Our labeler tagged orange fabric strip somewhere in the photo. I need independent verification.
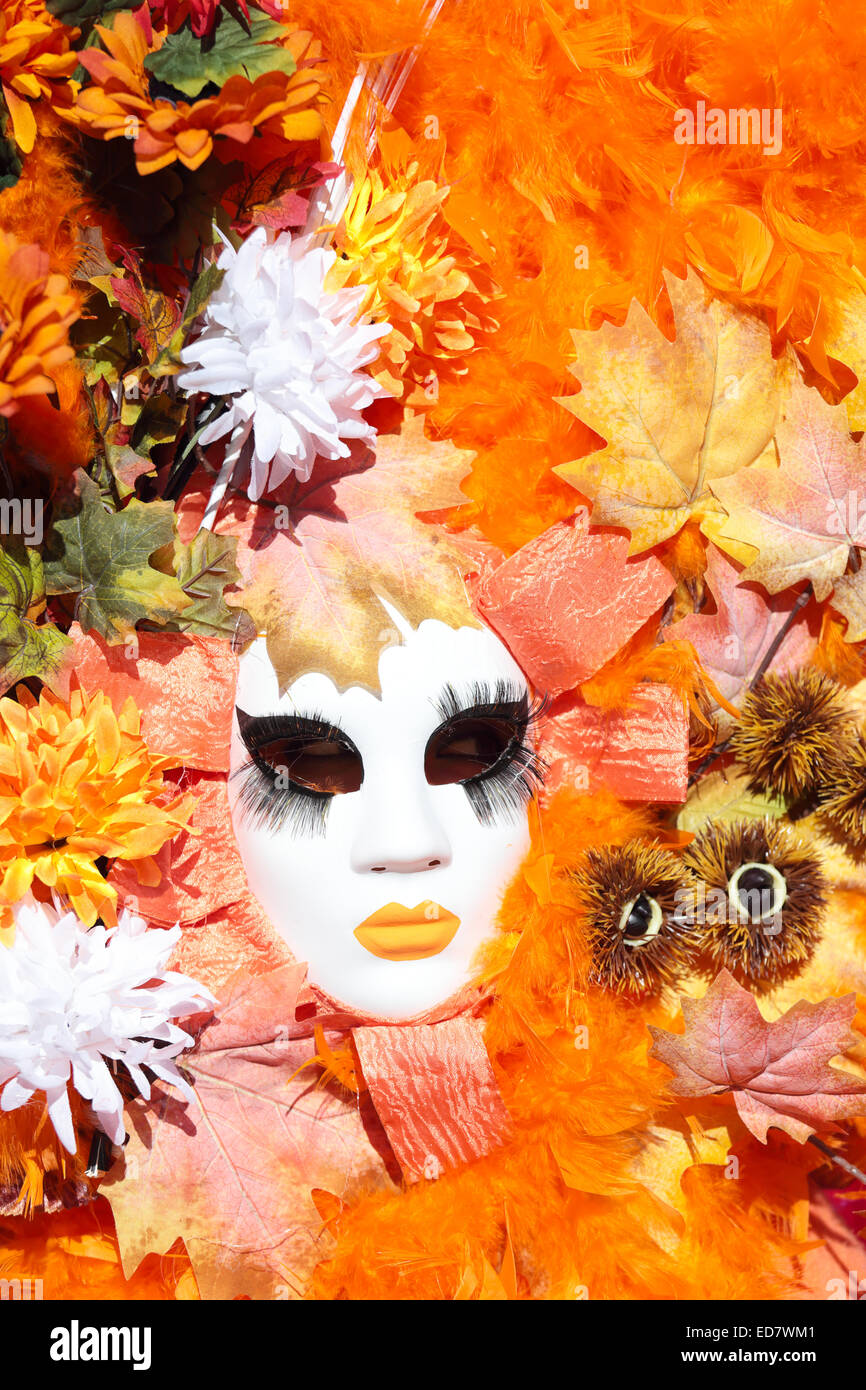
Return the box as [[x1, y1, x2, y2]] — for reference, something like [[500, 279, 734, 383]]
[[475, 517, 675, 697], [69, 625, 238, 772], [352, 1016, 512, 1183], [542, 684, 688, 803], [110, 772, 249, 924]]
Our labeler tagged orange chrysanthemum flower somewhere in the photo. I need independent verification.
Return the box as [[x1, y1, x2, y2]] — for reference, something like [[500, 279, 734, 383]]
[[0, 0, 78, 154], [65, 8, 324, 177], [0, 232, 78, 419], [329, 163, 497, 405], [0, 685, 196, 928]]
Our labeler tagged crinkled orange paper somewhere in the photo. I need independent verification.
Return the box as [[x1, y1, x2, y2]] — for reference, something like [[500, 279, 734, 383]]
[[542, 685, 689, 804], [353, 1016, 512, 1182], [476, 517, 675, 697], [69, 624, 237, 772]]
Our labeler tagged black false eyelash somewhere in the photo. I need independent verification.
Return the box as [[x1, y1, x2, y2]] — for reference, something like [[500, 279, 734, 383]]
[[463, 741, 546, 826], [232, 682, 549, 839], [235, 707, 354, 755], [234, 761, 332, 837], [432, 678, 548, 731], [232, 707, 354, 838], [431, 679, 548, 826]]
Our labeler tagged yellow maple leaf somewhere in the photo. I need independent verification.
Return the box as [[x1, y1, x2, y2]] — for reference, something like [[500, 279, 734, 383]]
[[554, 271, 794, 554]]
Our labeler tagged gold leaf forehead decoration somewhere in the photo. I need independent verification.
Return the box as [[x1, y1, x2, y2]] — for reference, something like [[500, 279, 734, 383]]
[[223, 415, 480, 694]]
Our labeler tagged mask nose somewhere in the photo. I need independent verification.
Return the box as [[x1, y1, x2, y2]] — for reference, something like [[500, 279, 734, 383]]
[[350, 762, 453, 874]]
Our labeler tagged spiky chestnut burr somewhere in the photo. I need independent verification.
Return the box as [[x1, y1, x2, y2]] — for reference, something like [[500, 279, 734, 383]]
[[572, 842, 697, 995], [682, 818, 827, 988]]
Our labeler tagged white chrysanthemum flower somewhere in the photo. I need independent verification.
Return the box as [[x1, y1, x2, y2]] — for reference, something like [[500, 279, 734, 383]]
[[0, 898, 215, 1154], [177, 228, 392, 501]]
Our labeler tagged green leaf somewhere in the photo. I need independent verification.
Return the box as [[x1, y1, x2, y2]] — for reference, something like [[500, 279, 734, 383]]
[[71, 231, 135, 388], [47, 0, 125, 20], [143, 13, 297, 101], [0, 101, 22, 192], [85, 451, 122, 509], [167, 529, 257, 643], [46, 0, 135, 23], [0, 542, 71, 695], [44, 472, 191, 644], [130, 394, 188, 458], [677, 769, 788, 836], [185, 261, 226, 322], [76, 311, 131, 389]]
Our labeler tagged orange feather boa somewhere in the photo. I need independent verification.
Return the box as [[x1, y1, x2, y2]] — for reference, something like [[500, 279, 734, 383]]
[[309, 790, 818, 1299]]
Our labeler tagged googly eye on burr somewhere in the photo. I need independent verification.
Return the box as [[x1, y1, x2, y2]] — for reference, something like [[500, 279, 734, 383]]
[[573, 842, 697, 996], [681, 818, 827, 988]]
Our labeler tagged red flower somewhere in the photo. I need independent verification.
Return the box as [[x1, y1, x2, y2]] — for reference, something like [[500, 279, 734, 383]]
[[148, 0, 249, 38]]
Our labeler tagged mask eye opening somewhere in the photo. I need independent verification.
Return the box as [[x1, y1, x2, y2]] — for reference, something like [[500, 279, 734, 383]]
[[424, 715, 522, 787], [236, 707, 364, 796]]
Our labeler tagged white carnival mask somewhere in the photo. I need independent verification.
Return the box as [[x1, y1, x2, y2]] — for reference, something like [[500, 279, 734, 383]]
[[227, 607, 540, 1018]]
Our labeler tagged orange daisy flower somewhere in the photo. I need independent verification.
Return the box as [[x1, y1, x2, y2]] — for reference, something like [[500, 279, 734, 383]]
[[65, 8, 324, 177], [0, 0, 78, 154], [0, 685, 197, 928], [329, 163, 497, 404], [0, 231, 78, 419]]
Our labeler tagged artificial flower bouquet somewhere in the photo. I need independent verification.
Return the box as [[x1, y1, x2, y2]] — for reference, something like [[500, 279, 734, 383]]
[[0, 0, 865, 1328]]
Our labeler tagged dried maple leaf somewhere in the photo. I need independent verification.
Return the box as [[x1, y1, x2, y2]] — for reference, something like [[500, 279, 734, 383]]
[[0, 540, 71, 696], [555, 271, 792, 554], [676, 769, 787, 836], [711, 382, 866, 640], [45, 472, 191, 644], [104, 961, 395, 1300], [649, 970, 866, 1144], [109, 252, 182, 364], [666, 543, 814, 731], [226, 157, 340, 236], [168, 529, 257, 645], [226, 415, 476, 691], [103, 438, 157, 499], [826, 570, 866, 646]]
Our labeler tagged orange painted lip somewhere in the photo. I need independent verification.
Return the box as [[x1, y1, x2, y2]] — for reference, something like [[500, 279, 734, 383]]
[[354, 901, 460, 961]]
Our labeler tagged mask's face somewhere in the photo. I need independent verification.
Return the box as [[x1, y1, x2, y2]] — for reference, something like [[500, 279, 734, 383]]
[[227, 613, 540, 1018]]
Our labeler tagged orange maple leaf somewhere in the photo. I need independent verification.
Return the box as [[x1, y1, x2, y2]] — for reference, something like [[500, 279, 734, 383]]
[[104, 962, 392, 1299], [649, 969, 866, 1144]]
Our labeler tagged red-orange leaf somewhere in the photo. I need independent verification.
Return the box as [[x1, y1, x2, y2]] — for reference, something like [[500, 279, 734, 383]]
[[105, 962, 394, 1299], [109, 257, 182, 363], [649, 970, 866, 1144], [666, 543, 815, 730], [226, 158, 340, 235]]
